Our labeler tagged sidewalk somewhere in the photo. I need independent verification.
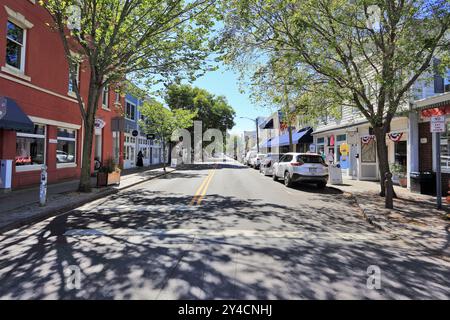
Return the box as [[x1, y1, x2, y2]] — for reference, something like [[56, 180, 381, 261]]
[[332, 179, 450, 258], [0, 164, 175, 233]]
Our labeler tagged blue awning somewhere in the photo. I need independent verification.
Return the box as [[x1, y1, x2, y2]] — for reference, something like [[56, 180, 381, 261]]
[[260, 138, 272, 148], [0, 97, 34, 133], [269, 127, 313, 148]]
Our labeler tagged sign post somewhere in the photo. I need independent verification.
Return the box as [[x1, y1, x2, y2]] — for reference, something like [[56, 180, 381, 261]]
[[431, 116, 445, 210]]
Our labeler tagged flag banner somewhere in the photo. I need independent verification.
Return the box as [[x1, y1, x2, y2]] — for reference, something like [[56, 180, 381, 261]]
[[388, 132, 403, 142], [361, 135, 375, 144]]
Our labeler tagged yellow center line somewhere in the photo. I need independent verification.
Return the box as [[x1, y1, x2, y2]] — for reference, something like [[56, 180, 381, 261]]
[[189, 165, 217, 206], [196, 169, 216, 205]]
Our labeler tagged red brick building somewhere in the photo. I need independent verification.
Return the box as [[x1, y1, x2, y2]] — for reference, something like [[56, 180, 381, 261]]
[[0, 0, 124, 189]]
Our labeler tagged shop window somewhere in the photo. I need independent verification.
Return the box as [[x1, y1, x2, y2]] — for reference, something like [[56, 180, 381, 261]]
[[361, 139, 376, 163], [441, 123, 450, 172], [394, 141, 407, 167], [16, 124, 46, 168], [336, 134, 346, 142], [57, 128, 76, 164], [6, 21, 25, 71]]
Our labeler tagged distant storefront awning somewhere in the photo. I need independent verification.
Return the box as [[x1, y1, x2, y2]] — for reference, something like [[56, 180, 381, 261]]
[[260, 138, 272, 148], [421, 105, 450, 118], [269, 127, 313, 148], [0, 97, 34, 133], [260, 118, 274, 129]]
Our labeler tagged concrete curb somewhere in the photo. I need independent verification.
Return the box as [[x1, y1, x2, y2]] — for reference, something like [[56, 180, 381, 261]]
[[0, 169, 176, 235], [328, 185, 387, 231]]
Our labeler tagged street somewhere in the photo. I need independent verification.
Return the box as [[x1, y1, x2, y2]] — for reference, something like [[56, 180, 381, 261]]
[[0, 161, 449, 299]]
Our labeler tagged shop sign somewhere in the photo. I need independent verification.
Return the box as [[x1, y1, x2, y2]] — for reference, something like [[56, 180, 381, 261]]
[[339, 143, 349, 156], [49, 139, 58, 144], [430, 116, 446, 133], [309, 144, 316, 153], [94, 118, 106, 129]]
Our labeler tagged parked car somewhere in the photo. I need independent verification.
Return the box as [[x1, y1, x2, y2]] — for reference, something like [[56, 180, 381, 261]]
[[260, 153, 284, 176], [252, 153, 267, 169], [245, 151, 257, 166], [272, 153, 329, 188]]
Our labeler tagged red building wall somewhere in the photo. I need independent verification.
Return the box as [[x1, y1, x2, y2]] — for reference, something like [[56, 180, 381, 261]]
[[0, 0, 124, 189]]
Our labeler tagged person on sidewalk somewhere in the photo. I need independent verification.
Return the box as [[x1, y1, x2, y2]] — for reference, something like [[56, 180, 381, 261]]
[[136, 151, 144, 167]]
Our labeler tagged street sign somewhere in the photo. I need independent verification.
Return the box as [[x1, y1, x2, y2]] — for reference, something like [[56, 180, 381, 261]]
[[430, 116, 446, 133], [147, 134, 156, 140]]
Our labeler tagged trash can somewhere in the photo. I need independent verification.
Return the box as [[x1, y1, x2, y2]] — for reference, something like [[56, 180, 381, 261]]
[[409, 171, 436, 195], [420, 172, 436, 196], [410, 172, 421, 194]]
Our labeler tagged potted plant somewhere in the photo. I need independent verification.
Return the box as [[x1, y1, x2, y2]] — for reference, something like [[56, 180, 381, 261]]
[[97, 157, 121, 187], [390, 163, 407, 188]]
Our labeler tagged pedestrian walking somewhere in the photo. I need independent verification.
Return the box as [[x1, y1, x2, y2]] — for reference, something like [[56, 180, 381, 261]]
[[137, 151, 144, 167]]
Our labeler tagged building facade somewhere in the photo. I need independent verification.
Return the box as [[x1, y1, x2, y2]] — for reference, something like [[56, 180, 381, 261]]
[[0, 1, 124, 189], [123, 93, 163, 169]]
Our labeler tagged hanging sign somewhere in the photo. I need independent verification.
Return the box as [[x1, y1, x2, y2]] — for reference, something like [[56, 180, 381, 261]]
[[339, 143, 349, 156], [94, 118, 106, 129], [430, 116, 446, 133], [388, 132, 404, 142], [361, 135, 375, 144]]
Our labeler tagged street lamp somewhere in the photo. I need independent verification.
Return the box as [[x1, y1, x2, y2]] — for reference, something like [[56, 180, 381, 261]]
[[240, 116, 260, 153]]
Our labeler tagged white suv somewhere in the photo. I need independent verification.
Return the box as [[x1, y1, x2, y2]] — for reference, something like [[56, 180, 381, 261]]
[[272, 153, 329, 188]]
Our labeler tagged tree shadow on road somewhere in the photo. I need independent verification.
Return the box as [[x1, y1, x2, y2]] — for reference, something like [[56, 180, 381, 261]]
[[0, 189, 449, 300]]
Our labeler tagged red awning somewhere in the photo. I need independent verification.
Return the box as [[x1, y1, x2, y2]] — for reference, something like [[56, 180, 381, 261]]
[[421, 106, 450, 117]]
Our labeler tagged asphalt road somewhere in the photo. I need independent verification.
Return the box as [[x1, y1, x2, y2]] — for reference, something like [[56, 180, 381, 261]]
[[0, 160, 449, 299]]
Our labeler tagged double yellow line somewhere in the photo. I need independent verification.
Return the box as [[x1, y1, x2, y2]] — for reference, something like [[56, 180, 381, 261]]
[[190, 167, 217, 206]]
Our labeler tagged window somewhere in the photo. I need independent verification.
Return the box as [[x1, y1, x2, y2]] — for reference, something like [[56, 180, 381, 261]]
[[395, 141, 407, 167], [336, 134, 347, 142], [16, 124, 45, 169], [102, 86, 109, 109], [68, 63, 80, 93], [115, 92, 121, 105], [6, 21, 25, 71], [297, 155, 324, 164], [126, 101, 136, 120], [57, 128, 76, 164], [281, 155, 293, 162], [441, 122, 450, 172], [361, 139, 376, 163]]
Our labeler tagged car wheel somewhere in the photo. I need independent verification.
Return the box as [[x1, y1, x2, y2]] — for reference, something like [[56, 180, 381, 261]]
[[317, 181, 327, 189], [284, 172, 293, 188]]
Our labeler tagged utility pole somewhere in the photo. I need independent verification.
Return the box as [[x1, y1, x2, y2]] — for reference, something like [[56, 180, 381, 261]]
[[256, 118, 260, 153]]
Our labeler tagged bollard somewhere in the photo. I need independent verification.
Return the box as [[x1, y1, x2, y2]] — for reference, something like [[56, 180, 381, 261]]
[[385, 172, 393, 209], [40, 165, 48, 207]]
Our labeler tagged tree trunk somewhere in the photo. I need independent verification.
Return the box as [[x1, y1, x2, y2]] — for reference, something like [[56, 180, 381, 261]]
[[373, 126, 392, 198], [78, 84, 101, 192], [78, 120, 95, 192]]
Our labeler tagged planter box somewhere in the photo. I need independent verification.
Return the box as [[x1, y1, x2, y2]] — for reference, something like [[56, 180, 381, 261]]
[[97, 171, 121, 187]]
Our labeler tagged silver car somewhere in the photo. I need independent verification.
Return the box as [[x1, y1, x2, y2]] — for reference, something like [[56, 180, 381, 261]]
[[260, 153, 284, 176], [272, 153, 329, 188]]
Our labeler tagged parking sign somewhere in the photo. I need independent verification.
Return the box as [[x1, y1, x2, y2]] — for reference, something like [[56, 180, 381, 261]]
[[430, 116, 446, 133]]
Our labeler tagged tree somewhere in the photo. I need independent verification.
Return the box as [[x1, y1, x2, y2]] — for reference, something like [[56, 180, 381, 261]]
[[41, 0, 218, 192], [164, 84, 236, 156], [139, 100, 197, 171], [220, 0, 449, 198], [165, 84, 236, 132]]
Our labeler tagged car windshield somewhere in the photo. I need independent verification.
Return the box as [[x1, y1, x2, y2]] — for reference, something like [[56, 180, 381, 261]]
[[297, 155, 324, 164]]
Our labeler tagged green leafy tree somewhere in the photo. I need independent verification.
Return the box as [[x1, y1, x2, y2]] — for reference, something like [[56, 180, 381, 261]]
[[139, 100, 197, 171], [41, 0, 218, 192], [220, 0, 449, 199], [164, 84, 236, 156]]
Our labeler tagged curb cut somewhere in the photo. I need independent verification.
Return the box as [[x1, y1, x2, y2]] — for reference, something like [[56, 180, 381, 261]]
[[0, 169, 176, 235]]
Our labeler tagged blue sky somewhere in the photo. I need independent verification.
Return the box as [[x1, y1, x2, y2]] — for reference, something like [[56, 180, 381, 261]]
[[192, 62, 270, 134]]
